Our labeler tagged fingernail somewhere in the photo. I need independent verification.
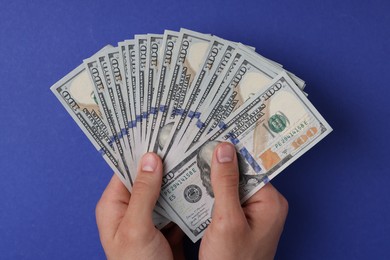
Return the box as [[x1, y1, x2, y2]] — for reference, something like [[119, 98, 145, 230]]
[[141, 153, 158, 172], [217, 144, 235, 163]]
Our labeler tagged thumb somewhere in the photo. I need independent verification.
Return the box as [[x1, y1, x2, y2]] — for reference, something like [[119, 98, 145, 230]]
[[122, 153, 163, 228], [210, 142, 243, 218]]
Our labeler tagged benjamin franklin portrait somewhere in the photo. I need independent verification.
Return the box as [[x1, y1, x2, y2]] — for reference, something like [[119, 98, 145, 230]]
[[157, 122, 174, 150], [196, 140, 265, 198]]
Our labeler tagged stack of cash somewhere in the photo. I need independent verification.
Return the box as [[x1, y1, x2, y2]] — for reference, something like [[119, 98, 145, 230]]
[[51, 28, 332, 242]]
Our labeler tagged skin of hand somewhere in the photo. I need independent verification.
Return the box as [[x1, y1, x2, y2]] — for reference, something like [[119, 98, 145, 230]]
[[95, 153, 185, 260], [199, 142, 289, 260]]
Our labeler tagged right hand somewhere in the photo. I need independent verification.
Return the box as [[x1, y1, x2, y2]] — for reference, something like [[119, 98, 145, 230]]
[[199, 142, 289, 260]]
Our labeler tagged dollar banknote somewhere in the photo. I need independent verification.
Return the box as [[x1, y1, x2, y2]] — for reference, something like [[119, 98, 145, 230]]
[[51, 29, 332, 242], [50, 60, 131, 189], [159, 72, 332, 242], [165, 39, 247, 162], [52, 51, 170, 229], [159, 37, 230, 160], [155, 29, 212, 158], [170, 46, 307, 167], [173, 47, 249, 157], [83, 56, 135, 182], [148, 30, 180, 153], [116, 43, 137, 155], [134, 35, 148, 147], [104, 49, 137, 171], [144, 34, 164, 154], [122, 40, 143, 163]]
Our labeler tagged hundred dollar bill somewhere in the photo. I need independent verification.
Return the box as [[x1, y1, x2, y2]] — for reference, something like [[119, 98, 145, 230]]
[[237, 43, 306, 90], [171, 41, 263, 150], [96, 52, 135, 172], [173, 49, 246, 158], [147, 30, 180, 153], [156, 28, 212, 158], [117, 41, 137, 152], [52, 61, 171, 229], [146, 31, 176, 153], [105, 48, 137, 174], [50, 62, 131, 190], [118, 37, 173, 219], [165, 38, 242, 159], [134, 35, 148, 149], [162, 37, 231, 162], [193, 43, 305, 125], [153, 210, 172, 230], [84, 56, 134, 184], [142, 34, 175, 219], [144, 34, 163, 153], [122, 40, 143, 163], [197, 53, 280, 138], [176, 45, 262, 155], [179, 47, 306, 160], [159, 72, 332, 242]]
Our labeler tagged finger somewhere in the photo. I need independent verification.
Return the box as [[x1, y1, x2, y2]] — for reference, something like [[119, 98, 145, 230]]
[[243, 183, 288, 229], [244, 183, 284, 205], [120, 153, 163, 230], [96, 174, 130, 244], [210, 142, 243, 219]]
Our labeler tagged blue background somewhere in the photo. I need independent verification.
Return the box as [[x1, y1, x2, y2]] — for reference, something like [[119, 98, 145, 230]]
[[1, 0, 389, 259]]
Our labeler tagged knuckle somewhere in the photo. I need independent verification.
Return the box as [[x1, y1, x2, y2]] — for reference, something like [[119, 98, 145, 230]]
[[132, 175, 153, 195], [213, 217, 246, 235], [279, 194, 289, 215], [213, 220, 231, 234], [218, 170, 239, 187], [115, 225, 138, 244], [272, 192, 288, 212], [115, 225, 153, 246], [267, 192, 289, 220]]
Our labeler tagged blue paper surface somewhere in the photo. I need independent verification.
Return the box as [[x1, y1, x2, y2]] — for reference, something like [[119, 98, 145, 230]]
[[0, 0, 389, 259]]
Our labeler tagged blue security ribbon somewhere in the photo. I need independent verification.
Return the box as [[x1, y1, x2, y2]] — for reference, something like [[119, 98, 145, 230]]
[[142, 112, 148, 119], [98, 149, 106, 156], [196, 120, 205, 129], [218, 121, 228, 130], [227, 132, 262, 173], [150, 107, 158, 115], [194, 112, 201, 119], [188, 111, 201, 119], [188, 111, 195, 118], [160, 105, 167, 112], [239, 147, 262, 173], [173, 108, 185, 116], [136, 115, 142, 122], [227, 132, 239, 144]]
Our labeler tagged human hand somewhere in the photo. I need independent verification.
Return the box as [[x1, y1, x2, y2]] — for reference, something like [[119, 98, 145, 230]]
[[96, 153, 185, 260], [199, 143, 289, 260]]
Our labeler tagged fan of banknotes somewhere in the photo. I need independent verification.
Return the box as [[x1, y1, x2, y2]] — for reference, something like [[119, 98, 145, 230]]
[[51, 28, 332, 242]]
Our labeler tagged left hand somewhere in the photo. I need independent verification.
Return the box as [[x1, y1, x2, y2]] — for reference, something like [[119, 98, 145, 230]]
[[95, 153, 185, 260]]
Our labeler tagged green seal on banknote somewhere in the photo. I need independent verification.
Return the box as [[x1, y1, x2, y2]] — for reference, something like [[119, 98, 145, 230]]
[[268, 113, 287, 133]]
